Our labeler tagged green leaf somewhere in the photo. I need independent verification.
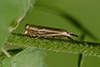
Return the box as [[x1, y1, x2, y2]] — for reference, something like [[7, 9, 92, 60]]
[[2, 47, 46, 67], [6, 33, 100, 57], [0, 0, 36, 51]]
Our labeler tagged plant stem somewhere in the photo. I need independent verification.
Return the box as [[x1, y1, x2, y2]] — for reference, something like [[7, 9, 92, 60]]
[[6, 33, 100, 57], [78, 54, 84, 67]]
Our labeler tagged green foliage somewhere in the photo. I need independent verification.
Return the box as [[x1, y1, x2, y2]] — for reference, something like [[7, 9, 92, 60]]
[[2, 47, 46, 67], [0, 0, 46, 67], [1, 0, 100, 67], [0, 0, 36, 51]]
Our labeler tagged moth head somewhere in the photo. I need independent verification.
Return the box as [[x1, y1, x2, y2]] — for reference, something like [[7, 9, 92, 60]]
[[25, 24, 30, 29], [66, 31, 78, 37]]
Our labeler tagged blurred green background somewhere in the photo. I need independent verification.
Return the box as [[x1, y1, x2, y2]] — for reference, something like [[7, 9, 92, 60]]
[[15, 0, 100, 42], [2, 0, 100, 67]]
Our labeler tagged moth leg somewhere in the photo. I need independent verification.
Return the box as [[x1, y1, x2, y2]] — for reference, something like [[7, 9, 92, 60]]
[[28, 30, 41, 39], [55, 35, 64, 38], [44, 36, 47, 38], [28, 30, 36, 37], [35, 36, 39, 39], [29, 30, 41, 37], [53, 36, 63, 38], [24, 29, 33, 36], [54, 35, 63, 38], [67, 36, 74, 41], [36, 34, 43, 38], [53, 36, 58, 38]]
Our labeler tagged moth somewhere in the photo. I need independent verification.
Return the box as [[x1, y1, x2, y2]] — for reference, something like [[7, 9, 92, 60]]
[[23, 24, 78, 40]]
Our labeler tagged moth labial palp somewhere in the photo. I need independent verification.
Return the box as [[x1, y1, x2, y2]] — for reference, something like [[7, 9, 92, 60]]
[[23, 29, 37, 37], [23, 24, 78, 40]]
